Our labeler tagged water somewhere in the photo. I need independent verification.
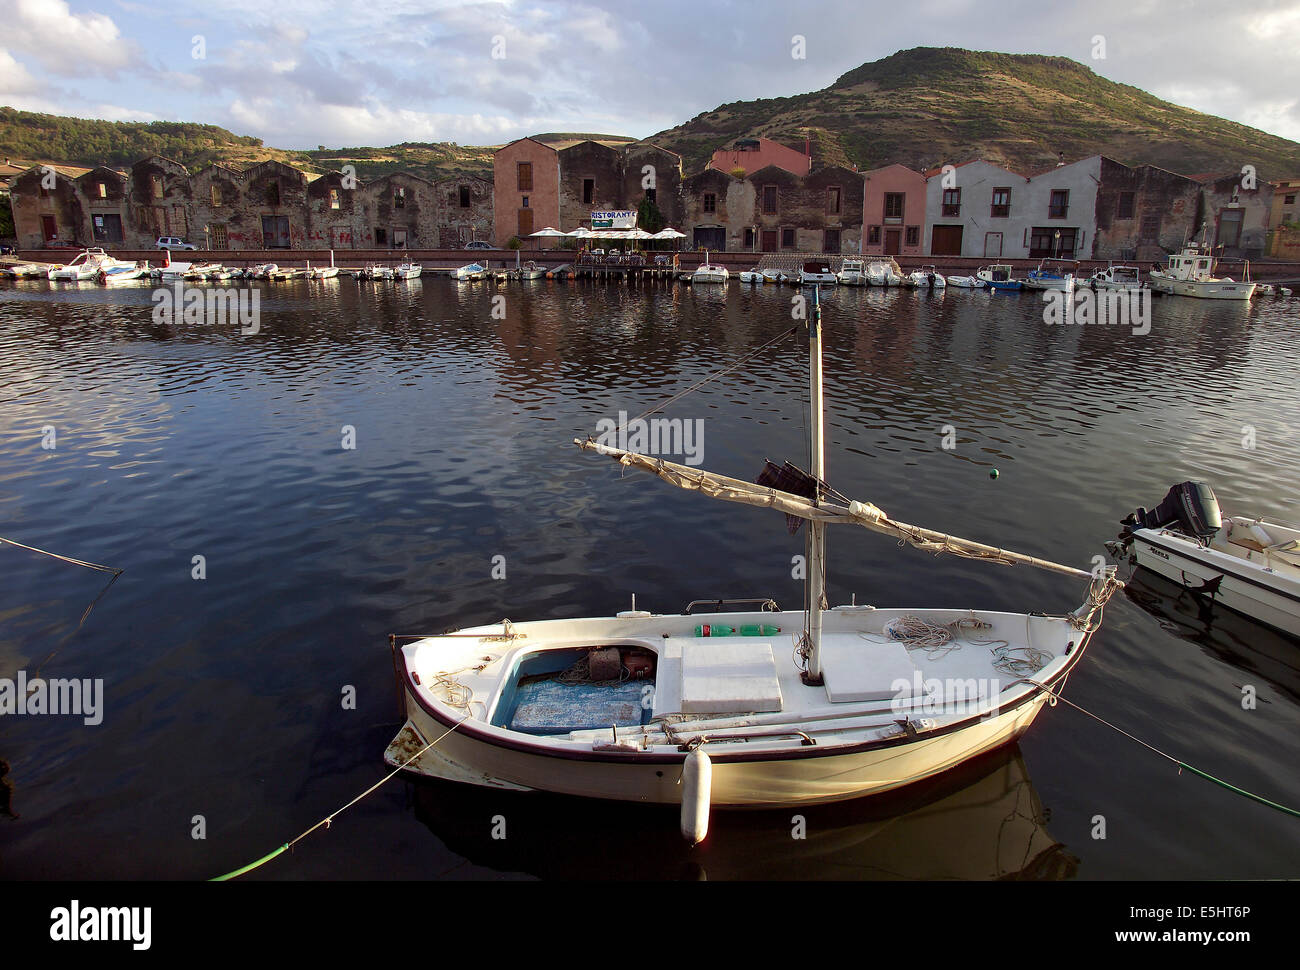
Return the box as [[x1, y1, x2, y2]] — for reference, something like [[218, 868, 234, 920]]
[[1, 276, 1297, 880]]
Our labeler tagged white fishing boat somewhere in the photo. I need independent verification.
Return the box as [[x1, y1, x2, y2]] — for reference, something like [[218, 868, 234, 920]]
[[394, 262, 422, 280], [976, 264, 1022, 291], [454, 263, 486, 281], [385, 286, 1121, 844], [1090, 264, 1144, 291], [945, 275, 982, 288], [908, 266, 946, 289], [1148, 245, 1255, 300], [737, 270, 764, 284], [48, 248, 112, 281], [798, 259, 836, 286], [516, 261, 547, 280], [836, 258, 866, 286], [691, 252, 728, 284], [1109, 482, 1300, 640]]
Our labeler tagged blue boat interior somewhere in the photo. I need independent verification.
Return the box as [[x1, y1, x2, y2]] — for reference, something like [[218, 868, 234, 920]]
[[490, 647, 655, 736]]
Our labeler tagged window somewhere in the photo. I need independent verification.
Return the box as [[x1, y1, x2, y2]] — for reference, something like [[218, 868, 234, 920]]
[[1287, 194, 1297, 205], [1049, 190, 1069, 218], [824, 229, 841, 253], [990, 187, 1010, 218], [827, 187, 841, 215], [212, 185, 222, 206], [1117, 191, 1135, 219], [942, 188, 961, 217], [517, 162, 532, 191], [522, 195, 529, 208], [210, 223, 227, 249], [1029, 226, 1077, 258], [583, 178, 594, 204], [762, 185, 778, 215], [395, 186, 405, 208], [92, 213, 123, 242], [329, 188, 340, 210], [868, 226, 881, 245], [883, 193, 904, 222], [266, 181, 280, 206], [459, 185, 470, 208], [906, 226, 919, 246], [375, 228, 387, 245], [97, 182, 107, 198], [152, 175, 163, 199], [743, 227, 755, 248], [702, 193, 716, 214], [1140, 213, 1161, 241], [781, 228, 795, 248]]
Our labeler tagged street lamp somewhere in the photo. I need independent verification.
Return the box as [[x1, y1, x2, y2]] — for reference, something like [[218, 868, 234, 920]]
[[1054, 230, 1061, 259]]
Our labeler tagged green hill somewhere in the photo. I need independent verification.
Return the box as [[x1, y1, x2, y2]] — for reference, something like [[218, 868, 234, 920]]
[[650, 48, 1300, 178]]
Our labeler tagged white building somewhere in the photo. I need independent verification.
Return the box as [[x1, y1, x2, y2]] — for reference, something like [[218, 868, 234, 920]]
[[923, 156, 1102, 260]]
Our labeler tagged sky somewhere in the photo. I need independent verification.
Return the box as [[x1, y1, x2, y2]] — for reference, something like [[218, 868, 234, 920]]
[[1, 0, 1298, 151]]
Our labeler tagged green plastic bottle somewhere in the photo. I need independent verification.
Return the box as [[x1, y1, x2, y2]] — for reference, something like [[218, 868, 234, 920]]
[[694, 624, 781, 637]]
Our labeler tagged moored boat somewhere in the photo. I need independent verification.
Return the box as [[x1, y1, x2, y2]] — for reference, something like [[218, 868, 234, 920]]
[[98, 260, 148, 283], [760, 267, 789, 285], [1148, 245, 1255, 300], [384, 286, 1121, 843], [798, 259, 835, 286], [976, 264, 1022, 291], [1090, 264, 1144, 291], [945, 275, 983, 288], [836, 258, 866, 286], [908, 265, 946, 288], [454, 262, 486, 281], [394, 262, 423, 280], [48, 248, 112, 281], [1108, 481, 1300, 640], [1023, 259, 1077, 292], [737, 270, 763, 284]]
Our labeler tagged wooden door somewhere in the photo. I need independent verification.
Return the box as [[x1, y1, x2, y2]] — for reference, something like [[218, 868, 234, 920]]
[[884, 229, 901, 255], [931, 225, 963, 256]]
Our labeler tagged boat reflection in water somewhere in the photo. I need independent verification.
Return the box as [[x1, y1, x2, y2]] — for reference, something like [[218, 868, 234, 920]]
[[407, 745, 1078, 880], [1123, 567, 1300, 704]]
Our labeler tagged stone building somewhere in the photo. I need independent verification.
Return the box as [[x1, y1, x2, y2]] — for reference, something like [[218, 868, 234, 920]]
[[128, 155, 192, 247], [78, 166, 130, 245], [304, 169, 366, 250], [709, 136, 811, 178], [680, 167, 753, 251], [623, 142, 685, 230], [433, 174, 493, 247], [190, 163, 252, 249], [1197, 172, 1273, 258], [1093, 159, 1200, 262], [10, 165, 84, 247]]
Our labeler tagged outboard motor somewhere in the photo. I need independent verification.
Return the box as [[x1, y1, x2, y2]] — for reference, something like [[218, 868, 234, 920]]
[[1123, 481, 1222, 541]]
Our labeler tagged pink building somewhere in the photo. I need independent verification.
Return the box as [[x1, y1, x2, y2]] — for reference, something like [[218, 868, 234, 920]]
[[709, 136, 811, 178], [493, 137, 560, 246], [860, 163, 926, 257]]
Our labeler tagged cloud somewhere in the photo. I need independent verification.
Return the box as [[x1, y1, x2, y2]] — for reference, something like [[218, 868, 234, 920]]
[[4, 0, 138, 77]]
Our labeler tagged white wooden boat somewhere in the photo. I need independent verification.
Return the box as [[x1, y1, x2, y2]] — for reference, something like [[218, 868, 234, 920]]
[[945, 275, 982, 288], [48, 248, 111, 280], [454, 263, 486, 281], [1109, 482, 1300, 639], [760, 268, 789, 285], [1148, 245, 1254, 300], [798, 259, 836, 286], [98, 260, 148, 283], [691, 252, 728, 284], [516, 261, 547, 280], [310, 252, 340, 279], [248, 263, 278, 280], [385, 286, 1121, 843], [908, 266, 946, 288], [836, 258, 866, 286], [394, 262, 422, 280], [1090, 264, 1143, 291]]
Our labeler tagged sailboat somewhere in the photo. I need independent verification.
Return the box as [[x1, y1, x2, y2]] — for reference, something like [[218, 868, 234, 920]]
[[384, 288, 1121, 843]]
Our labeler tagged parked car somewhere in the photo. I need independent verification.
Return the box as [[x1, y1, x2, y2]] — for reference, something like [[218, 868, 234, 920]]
[[464, 240, 493, 250], [156, 236, 197, 251]]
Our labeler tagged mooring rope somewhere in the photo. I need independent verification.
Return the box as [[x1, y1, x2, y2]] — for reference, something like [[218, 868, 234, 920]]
[[1029, 680, 1300, 818], [1, 535, 125, 678], [209, 715, 469, 881]]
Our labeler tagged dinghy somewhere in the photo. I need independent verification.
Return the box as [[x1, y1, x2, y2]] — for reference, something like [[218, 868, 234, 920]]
[[97, 260, 148, 284], [945, 275, 982, 288], [385, 287, 1121, 842], [738, 270, 764, 284], [310, 252, 340, 279], [1108, 482, 1300, 639], [760, 268, 789, 285]]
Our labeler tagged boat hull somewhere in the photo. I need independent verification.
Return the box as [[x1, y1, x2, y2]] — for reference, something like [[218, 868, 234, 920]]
[[1149, 276, 1254, 300], [1128, 528, 1300, 639], [389, 685, 1050, 807]]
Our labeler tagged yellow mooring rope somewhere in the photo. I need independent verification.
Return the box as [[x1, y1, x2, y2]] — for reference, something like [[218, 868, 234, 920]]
[[210, 716, 467, 881]]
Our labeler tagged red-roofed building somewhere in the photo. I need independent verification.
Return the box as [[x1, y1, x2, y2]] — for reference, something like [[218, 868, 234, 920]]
[[709, 137, 811, 178]]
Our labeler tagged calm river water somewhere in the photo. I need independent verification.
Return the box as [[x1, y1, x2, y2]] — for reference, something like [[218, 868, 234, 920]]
[[1, 275, 1297, 879]]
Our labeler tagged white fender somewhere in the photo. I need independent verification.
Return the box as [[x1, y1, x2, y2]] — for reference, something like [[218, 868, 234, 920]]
[[680, 748, 712, 845]]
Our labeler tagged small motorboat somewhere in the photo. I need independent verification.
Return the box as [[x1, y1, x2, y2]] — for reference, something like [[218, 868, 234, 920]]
[[976, 264, 1022, 291], [760, 268, 789, 285], [691, 264, 729, 284], [865, 259, 904, 287], [205, 265, 236, 281], [908, 266, 946, 289], [945, 275, 983, 288], [2, 263, 48, 278], [1090, 264, 1144, 291], [455, 263, 486, 281], [98, 260, 148, 284], [394, 262, 423, 280], [1023, 259, 1077, 292], [516, 261, 547, 280], [249, 263, 278, 280], [836, 258, 866, 286], [798, 259, 836, 286], [310, 252, 340, 279], [737, 270, 764, 284], [1108, 481, 1300, 640], [48, 248, 112, 281]]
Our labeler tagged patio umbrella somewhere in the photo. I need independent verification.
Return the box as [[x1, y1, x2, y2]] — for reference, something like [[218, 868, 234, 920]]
[[529, 226, 566, 251]]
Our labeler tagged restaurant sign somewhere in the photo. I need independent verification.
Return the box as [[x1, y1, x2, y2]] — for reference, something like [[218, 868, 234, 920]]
[[590, 210, 638, 229]]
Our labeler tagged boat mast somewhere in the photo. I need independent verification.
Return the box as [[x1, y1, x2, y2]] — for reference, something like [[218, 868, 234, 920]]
[[803, 284, 826, 686]]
